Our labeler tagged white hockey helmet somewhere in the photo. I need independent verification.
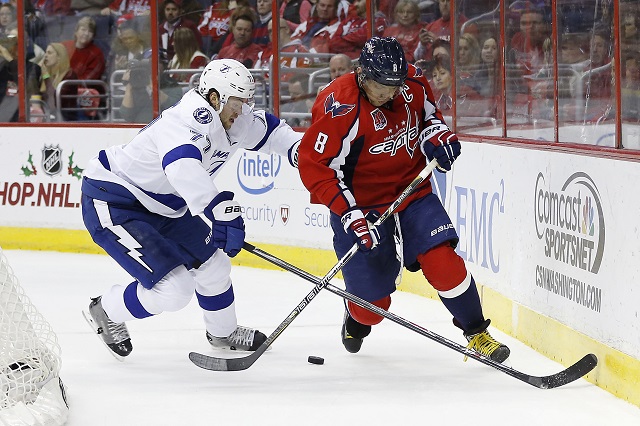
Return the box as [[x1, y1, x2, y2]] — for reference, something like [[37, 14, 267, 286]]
[[197, 59, 255, 106]]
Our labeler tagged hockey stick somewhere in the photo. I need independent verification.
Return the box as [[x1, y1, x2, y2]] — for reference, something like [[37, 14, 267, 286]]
[[234, 244, 598, 389], [189, 159, 440, 372]]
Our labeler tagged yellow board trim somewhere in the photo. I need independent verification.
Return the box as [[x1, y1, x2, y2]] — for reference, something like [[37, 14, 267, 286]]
[[1, 226, 638, 407]]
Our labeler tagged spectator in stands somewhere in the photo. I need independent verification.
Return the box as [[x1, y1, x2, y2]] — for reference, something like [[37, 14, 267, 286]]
[[197, 0, 242, 57], [329, 53, 351, 80], [38, 42, 78, 121], [62, 16, 106, 81], [217, 6, 261, 67], [414, 0, 477, 62], [457, 32, 480, 90], [159, 0, 202, 66], [327, 0, 386, 59], [167, 26, 208, 83], [316, 52, 351, 94], [0, 26, 18, 121], [100, 0, 151, 18], [0, 3, 16, 37], [430, 54, 482, 116], [71, 0, 114, 16], [382, 0, 420, 62], [280, 0, 312, 32], [252, 0, 271, 46], [508, 4, 548, 76], [290, 0, 341, 55], [475, 35, 498, 98], [254, 17, 310, 73], [282, 72, 311, 127], [584, 28, 612, 100], [622, 50, 640, 121], [119, 57, 182, 122], [108, 19, 151, 73]]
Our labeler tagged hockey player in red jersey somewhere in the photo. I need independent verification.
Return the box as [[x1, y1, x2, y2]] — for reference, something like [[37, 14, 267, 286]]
[[298, 37, 510, 362]]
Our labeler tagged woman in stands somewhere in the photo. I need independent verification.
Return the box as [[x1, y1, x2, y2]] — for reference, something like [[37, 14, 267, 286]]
[[382, 0, 421, 62], [38, 42, 78, 121], [430, 54, 482, 116], [167, 27, 208, 84]]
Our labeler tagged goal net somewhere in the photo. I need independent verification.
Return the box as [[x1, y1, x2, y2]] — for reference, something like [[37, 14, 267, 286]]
[[0, 247, 68, 426]]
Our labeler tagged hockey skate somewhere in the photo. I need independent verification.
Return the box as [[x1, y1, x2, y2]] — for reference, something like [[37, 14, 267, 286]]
[[341, 310, 371, 353], [83, 296, 132, 361], [206, 326, 267, 351], [460, 319, 510, 363]]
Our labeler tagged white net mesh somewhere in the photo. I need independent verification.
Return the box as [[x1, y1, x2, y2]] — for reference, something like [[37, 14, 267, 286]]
[[0, 247, 68, 426]]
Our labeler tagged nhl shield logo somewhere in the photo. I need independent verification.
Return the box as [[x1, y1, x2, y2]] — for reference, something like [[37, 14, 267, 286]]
[[370, 109, 387, 131], [280, 205, 290, 225], [42, 145, 62, 176]]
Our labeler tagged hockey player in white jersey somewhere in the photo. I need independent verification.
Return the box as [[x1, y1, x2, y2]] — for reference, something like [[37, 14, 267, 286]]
[[81, 59, 301, 359]]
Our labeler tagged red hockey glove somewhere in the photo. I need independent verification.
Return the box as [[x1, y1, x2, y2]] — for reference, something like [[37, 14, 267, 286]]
[[419, 119, 461, 172], [341, 209, 381, 253]]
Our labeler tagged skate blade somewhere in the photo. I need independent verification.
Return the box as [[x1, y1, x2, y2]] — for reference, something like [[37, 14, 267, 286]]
[[82, 309, 126, 362]]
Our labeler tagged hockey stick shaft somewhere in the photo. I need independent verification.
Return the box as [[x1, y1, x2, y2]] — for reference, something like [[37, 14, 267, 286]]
[[242, 243, 598, 389], [189, 159, 439, 371]]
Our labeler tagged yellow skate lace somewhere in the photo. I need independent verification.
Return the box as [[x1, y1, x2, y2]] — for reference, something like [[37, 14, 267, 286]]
[[464, 331, 501, 362]]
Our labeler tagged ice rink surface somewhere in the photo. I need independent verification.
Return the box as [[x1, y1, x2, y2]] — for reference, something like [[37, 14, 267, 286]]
[[5, 249, 640, 426]]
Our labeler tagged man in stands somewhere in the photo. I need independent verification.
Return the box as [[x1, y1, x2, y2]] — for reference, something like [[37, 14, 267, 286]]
[[290, 0, 341, 55], [252, 0, 272, 47], [414, 0, 477, 62], [327, 0, 386, 59], [159, 0, 202, 65], [218, 6, 262, 68], [254, 17, 311, 73]]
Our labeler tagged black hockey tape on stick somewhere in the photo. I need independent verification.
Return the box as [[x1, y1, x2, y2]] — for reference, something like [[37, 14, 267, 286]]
[[240, 243, 598, 389], [188, 159, 440, 372]]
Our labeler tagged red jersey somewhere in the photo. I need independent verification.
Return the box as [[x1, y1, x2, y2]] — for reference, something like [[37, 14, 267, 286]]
[[217, 43, 263, 68], [383, 24, 421, 63], [197, 6, 231, 41], [328, 7, 387, 59], [298, 65, 445, 216]]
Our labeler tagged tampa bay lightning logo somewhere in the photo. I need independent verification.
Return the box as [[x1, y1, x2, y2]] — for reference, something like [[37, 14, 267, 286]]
[[193, 107, 212, 124], [324, 93, 355, 118], [219, 64, 231, 73]]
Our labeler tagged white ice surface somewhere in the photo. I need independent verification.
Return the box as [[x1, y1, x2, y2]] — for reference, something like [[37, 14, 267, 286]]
[[4, 250, 640, 426]]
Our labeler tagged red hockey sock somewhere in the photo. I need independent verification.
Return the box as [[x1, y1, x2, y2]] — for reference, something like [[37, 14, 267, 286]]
[[347, 296, 391, 325]]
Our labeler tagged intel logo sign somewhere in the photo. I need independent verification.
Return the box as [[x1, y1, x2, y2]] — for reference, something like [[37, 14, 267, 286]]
[[237, 152, 281, 195]]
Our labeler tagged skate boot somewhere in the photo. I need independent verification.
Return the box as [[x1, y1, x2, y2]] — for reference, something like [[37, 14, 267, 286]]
[[459, 319, 510, 363], [206, 325, 267, 351], [84, 296, 132, 359], [341, 310, 371, 353]]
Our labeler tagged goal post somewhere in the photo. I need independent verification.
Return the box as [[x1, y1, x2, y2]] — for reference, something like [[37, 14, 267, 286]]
[[0, 247, 69, 426]]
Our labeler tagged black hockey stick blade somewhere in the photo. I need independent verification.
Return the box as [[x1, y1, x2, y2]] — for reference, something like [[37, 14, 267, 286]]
[[189, 160, 439, 372], [234, 243, 598, 388], [523, 353, 598, 389]]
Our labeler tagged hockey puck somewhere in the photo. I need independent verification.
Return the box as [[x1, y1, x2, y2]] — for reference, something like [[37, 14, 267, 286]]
[[308, 356, 324, 365]]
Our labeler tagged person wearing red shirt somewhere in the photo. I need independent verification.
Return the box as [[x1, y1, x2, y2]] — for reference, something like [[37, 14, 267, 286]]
[[414, 0, 477, 62], [297, 37, 510, 362], [159, 0, 202, 65], [382, 0, 421, 63], [62, 16, 106, 81], [328, 0, 387, 59], [254, 17, 311, 74], [290, 0, 341, 55], [217, 7, 262, 68]]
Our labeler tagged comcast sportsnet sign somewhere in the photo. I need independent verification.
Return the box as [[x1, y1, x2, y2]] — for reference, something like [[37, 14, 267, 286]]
[[534, 172, 605, 274]]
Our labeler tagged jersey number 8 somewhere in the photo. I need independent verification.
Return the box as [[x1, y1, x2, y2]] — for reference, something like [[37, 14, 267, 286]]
[[314, 132, 328, 154]]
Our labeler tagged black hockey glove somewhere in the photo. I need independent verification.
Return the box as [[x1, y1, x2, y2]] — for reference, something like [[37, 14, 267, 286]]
[[204, 191, 245, 257], [341, 208, 382, 254], [419, 119, 461, 172]]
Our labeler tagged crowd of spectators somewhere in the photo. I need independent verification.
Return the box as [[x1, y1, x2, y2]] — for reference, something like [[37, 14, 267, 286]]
[[0, 0, 638, 127]]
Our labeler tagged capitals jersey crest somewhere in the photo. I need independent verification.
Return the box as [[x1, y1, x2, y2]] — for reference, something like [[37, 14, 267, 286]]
[[324, 93, 355, 118]]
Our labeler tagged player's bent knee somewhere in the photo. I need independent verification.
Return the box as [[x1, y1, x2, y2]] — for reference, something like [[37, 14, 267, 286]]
[[418, 243, 468, 292], [348, 296, 391, 325], [151, 266, 195, 312]]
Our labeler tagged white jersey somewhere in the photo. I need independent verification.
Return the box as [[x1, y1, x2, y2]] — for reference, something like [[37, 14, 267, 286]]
[[84, 89, 302, 218]]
